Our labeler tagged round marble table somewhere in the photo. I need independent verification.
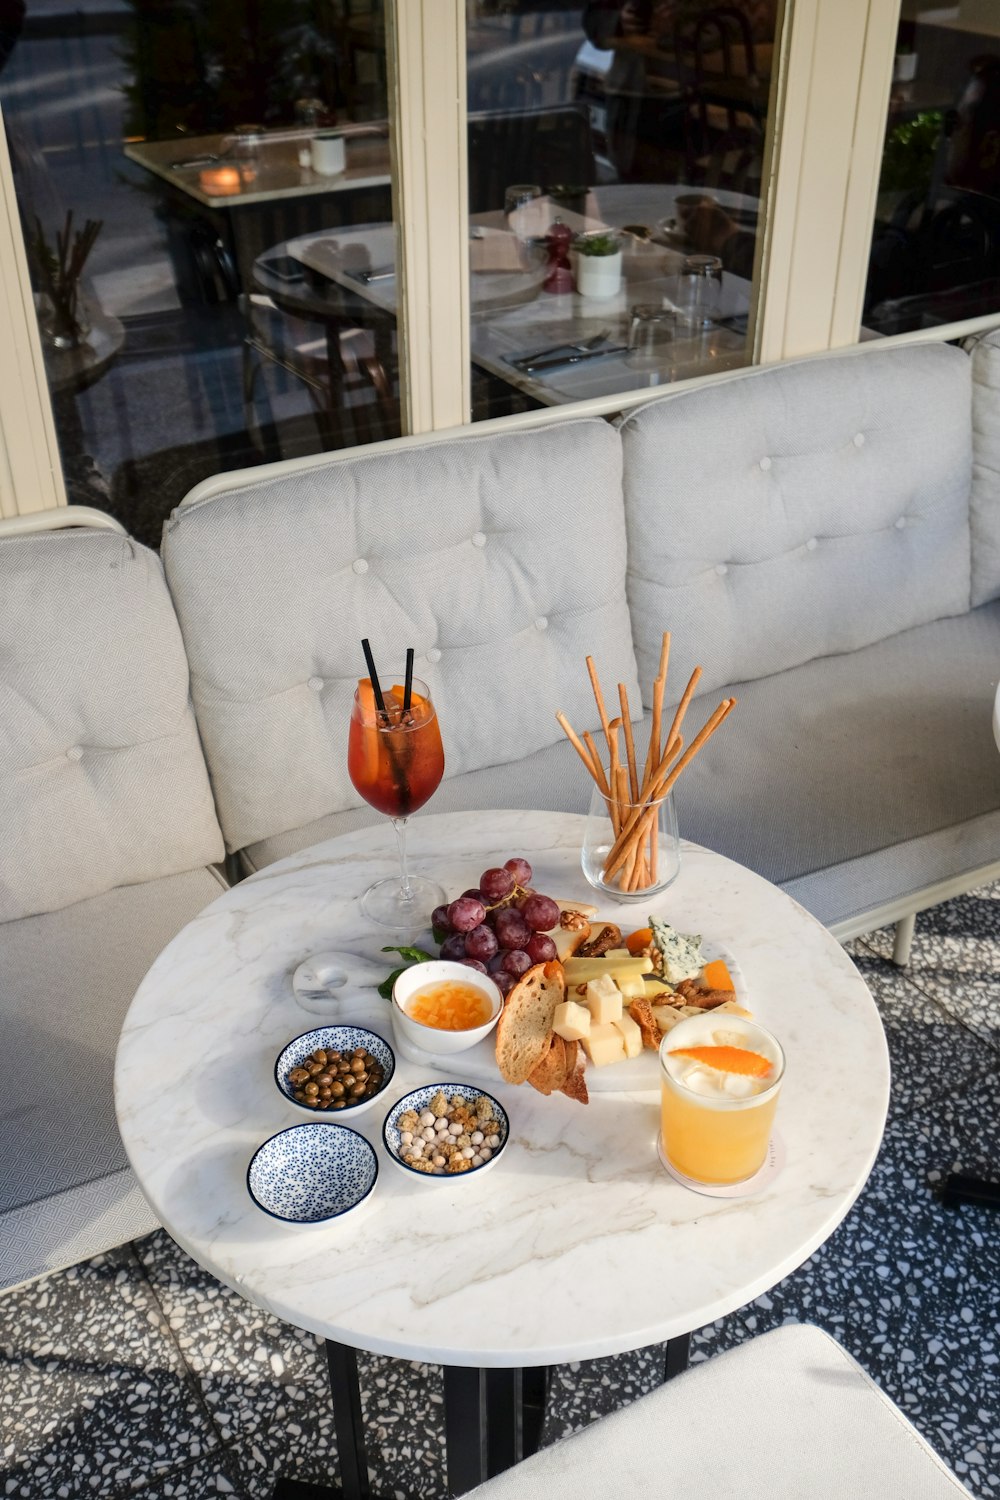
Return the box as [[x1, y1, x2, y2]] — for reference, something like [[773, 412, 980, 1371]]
[[116, 810, 888, 1490]]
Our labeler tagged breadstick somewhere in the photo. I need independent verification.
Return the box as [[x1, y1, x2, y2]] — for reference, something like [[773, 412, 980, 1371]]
[[556, 710, 601, 781], [618, 682, 640, 802], [586, 656, 613, 753], [604, 700, 735, 880]]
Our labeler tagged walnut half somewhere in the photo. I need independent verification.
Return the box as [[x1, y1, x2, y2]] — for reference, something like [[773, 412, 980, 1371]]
[[560, 909, 590, 931]]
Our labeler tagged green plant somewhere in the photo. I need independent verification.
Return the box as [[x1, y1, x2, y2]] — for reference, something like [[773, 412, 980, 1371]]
[[574, 231, 620, 257], [879, 110, 943, 195]]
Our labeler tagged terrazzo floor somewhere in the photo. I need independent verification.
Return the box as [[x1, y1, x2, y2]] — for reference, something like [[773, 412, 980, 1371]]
[[3, 892, 1000, 1499]]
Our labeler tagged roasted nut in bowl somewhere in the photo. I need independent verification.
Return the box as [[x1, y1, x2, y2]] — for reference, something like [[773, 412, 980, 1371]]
[[247, 1122, 378, 1224], [275, 1025, 395, 1116], [392, 961, 503, 1055], [382, 1083, 510, 1180]]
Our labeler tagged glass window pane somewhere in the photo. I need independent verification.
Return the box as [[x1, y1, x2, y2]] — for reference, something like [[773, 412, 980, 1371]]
[[0, 0, 399, 546], [464, 0, 781, 420], [864, 4, 1000, 337]]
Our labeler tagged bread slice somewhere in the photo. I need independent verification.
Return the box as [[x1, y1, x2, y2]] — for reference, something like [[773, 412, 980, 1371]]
[[559, 1039, 589, 1105], [527, 1032, 569, 1096], [495, 960, 565, 1085]]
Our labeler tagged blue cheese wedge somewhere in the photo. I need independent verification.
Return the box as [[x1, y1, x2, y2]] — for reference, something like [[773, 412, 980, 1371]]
[[649, 917, 703, 984]]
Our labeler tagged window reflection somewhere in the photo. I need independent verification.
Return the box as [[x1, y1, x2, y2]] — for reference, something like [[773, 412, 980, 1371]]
[[466, 0, 778, 421], [866, 8, 1000, 336], [0, 0, 399, 546]]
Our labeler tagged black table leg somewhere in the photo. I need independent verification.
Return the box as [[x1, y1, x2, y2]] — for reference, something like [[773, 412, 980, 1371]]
[[663, 1333, 690, 1382], [520, 1366, 548, 1461], [485, 1369, 520, 1476], [444, 1365, 488, 1496]]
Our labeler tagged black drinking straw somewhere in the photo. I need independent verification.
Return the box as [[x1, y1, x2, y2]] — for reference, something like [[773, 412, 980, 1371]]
[[402, 647, 415, 714], [361, 638, 388, 719]]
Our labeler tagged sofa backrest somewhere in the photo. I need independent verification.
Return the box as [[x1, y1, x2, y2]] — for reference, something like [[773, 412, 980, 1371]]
[[0, 529, 224, 922], [968, 327, 1000, 608], [163, 419, 639, 854], [619, 342, 973, 702]]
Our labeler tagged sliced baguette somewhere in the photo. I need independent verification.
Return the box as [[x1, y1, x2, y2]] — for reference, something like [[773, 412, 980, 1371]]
[[495, 960, 565, 1085], [559, 1039, 589, 1105], [527, 1032, 569, 1096]]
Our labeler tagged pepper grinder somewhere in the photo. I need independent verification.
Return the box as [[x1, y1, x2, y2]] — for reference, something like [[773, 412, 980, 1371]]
[[544, 218, 574, 294]]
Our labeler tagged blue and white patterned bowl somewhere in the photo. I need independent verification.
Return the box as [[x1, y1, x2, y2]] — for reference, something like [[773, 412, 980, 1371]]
[[275, 1025, 395, 1118], [247, 1122, 378, 1224], [382, 1083, 510, 1183]]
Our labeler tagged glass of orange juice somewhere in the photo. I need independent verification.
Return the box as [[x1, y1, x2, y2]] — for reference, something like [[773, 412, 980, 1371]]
[[659, 1013, 784, 1187]]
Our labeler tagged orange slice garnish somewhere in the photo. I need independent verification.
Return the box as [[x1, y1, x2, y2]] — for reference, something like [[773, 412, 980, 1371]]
[[701, 959, 735, 992], [668, 1045, 772, 1077]]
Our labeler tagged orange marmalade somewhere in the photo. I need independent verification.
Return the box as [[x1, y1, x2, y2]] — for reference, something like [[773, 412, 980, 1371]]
[[407, 981, 493, 1031]]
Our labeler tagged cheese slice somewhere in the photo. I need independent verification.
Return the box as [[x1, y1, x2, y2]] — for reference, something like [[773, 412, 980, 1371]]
[[552, 999, 591, 1042], [581, 1020, 627, 1067], [643, 976, 676, 1002], [552, 924, 590, 963], [585, 973, 623, 1024], [652, 1004, 685, 1033], [612, 1012, 642, 1060], [616, 973, 646, 1000], [564, 955, 651, 985]]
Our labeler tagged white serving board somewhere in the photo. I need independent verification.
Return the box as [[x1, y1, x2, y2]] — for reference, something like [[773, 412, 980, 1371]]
[[389, 940, 746, 1094]]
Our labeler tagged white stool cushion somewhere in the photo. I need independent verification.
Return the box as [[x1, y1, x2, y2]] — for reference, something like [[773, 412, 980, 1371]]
[[467, 1325, 969, 1499]]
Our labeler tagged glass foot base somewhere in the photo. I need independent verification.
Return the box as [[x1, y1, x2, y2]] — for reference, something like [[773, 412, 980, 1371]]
[[361, 874, 445, 930]]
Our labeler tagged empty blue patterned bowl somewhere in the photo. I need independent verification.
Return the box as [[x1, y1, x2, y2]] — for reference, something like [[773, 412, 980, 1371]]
[[247, 1122, 378, 1224], [275, 1025, 395, 1117], [382, 1083, 510, 1182]]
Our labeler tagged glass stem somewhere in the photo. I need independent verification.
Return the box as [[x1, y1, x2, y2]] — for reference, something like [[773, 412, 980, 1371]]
[[392, 817, 412, 901]]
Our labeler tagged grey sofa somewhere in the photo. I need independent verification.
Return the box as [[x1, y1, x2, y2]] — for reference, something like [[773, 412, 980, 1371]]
[[163, 336, 1000, 952], [0, 512, 226, 1292]]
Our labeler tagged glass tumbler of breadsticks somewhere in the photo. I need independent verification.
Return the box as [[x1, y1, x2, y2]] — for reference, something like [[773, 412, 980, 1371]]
[[560, 633, 736, 903]]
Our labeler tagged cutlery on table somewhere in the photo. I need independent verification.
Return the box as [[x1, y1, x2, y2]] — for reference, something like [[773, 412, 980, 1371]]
[[509, 328, 611, 370], [347, 265, 395, 283], [516, 343, 629, 375]]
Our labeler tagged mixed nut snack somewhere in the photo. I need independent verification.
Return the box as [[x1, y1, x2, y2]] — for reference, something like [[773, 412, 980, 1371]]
[[396, 1091, 502, 1175], [286, 1046, 384, 1109]]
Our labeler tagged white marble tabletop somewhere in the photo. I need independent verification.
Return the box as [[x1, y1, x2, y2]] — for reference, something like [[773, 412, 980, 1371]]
[[115, 810, 889, 1368]]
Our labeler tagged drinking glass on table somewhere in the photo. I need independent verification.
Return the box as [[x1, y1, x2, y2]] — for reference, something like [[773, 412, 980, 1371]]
[[675, 254, 724, 330], [659, 1014, 784, 1187], [347, 669, 446, 928], [504, 183, 544, 246]]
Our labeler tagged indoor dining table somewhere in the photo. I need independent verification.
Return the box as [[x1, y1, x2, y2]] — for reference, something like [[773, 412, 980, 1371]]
[[115, 809, 889, 1498]]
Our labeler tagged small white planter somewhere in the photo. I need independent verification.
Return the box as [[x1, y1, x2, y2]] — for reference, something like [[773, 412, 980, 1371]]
[[893, 51, 917, 83], [575, 249, 622, 300]]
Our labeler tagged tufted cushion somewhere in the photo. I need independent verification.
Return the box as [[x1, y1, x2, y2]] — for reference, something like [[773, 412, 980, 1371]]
[[969, 328, 1000, 607], [163, 421, 639, 853], [620, 343, 973, 701], [0, 530, 225, 922]]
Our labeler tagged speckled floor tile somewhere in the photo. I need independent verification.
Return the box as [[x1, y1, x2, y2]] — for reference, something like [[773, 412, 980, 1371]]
[[0, 1245, 219, 1499], [861, 897, 1000, 1056], [131, 1448, 250, 1498]]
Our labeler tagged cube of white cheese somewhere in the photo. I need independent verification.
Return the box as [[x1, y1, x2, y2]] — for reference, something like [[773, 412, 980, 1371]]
[[585, 973, 623, 1024], [612, 1012, 643, 1060], [552, 999, 591, 1042], [581, 1021, 627, 1067]]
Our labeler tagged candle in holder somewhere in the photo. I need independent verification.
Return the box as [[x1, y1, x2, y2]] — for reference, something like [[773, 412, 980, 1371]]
[[199, 166, 241, 197]]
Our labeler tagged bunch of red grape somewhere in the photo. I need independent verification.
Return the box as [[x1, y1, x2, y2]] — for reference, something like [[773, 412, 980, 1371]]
[[432, 857, 561, 997]]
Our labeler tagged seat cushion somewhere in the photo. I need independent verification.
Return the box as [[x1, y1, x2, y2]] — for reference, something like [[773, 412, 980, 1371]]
[[163, 419, 639, 853], [620, 342, 973, 703], [0, 865, 225, 1291], [0, 529, 224, 921], [244, 605, 1000, 933], [465, 1325, 969, 1498]]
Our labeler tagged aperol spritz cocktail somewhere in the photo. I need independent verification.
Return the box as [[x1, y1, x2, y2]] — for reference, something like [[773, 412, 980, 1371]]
[[348, 673, 445, 926]]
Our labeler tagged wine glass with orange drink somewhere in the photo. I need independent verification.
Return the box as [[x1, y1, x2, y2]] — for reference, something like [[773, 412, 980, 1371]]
[[348, 642, 446, 927]]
